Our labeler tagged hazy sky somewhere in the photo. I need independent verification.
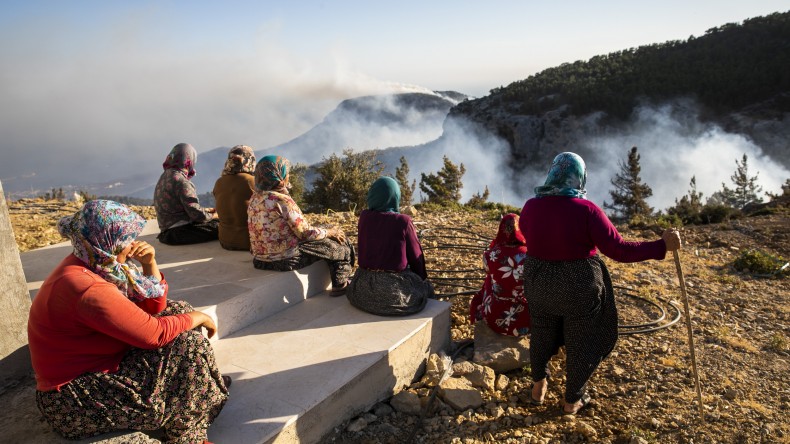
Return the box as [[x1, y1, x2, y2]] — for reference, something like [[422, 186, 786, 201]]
[[1, 1, 787, 193]]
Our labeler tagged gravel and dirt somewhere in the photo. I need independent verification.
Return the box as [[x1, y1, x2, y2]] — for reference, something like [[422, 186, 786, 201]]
[[3, 198, 788, 444]]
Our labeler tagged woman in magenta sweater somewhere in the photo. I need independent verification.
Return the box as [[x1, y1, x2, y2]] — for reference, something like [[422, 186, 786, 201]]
[[346, 176, 433, 315], [28, 200, 229, 444], [519, 152, 680, 414]]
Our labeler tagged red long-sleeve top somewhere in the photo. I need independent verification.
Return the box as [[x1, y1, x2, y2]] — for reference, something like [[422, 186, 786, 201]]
[[356, 210, 428, 279], [28, 255, 192, 391], [519, 196, 667, 262]]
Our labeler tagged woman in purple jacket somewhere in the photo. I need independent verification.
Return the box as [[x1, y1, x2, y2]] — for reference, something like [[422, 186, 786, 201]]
[[346, 177, 434, 316], [520, 152, 681, 414]]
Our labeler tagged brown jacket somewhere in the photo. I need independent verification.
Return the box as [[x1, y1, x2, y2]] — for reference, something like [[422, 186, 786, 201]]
[[212, 173, 255, 250]]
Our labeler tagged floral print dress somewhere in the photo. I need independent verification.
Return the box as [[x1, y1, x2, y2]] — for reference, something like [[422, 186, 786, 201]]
[[470, 214, 531, 336], [248, 190, 326, 261]]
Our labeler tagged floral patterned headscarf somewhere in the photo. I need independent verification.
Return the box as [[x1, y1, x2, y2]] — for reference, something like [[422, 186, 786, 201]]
[[367, 176, 401, 213], [534, 152, 587, 199], [254, 155, 290, 192], [162, 143, 197, 179], [222, 145, 256, 176], [58, 200, 166, 301]]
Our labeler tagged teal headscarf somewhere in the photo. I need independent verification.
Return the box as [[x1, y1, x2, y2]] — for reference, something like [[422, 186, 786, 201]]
[[534, 152, 587, 199], [254, 155, 290, 192], [367, 176, 401, 212]]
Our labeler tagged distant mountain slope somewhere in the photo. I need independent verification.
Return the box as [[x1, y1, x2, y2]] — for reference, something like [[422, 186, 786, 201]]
[[187, 91, 466, 194]]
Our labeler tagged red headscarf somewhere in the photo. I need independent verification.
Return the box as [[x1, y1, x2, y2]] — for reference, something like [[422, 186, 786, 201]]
[[470, 213, 531, 336]]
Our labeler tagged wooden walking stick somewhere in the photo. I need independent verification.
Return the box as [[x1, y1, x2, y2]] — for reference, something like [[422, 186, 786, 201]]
[[673, 249, 705, 421]]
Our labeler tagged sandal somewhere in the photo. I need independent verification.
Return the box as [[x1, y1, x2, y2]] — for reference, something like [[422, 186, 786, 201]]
[[222, 375, 232, 389], [562, 393, 591, 415], [529, 382, 546, 405], [330, 280, 350, 297]]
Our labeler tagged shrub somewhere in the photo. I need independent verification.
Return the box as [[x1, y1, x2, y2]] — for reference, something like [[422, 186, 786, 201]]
[[699, 203, 740, 224], [732, 249, 788, 277]]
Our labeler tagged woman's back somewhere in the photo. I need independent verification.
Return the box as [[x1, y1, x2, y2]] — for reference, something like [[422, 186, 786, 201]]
[[214, 172, 255, 249]]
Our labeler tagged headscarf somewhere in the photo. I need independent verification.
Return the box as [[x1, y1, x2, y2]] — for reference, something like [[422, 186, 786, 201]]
[[490, 213, 526, 249], [162, 143, 197, 179], [254, 155, 290, 192], [58, 200, 166, 301], [367, 176, 401, 213], [222, 145, 256, 176], [534, 152, 587, 198]]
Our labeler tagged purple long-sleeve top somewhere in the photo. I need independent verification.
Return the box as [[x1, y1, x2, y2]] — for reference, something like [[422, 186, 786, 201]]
[[357, 210, 427, 279], [519, 196, 666, 262]]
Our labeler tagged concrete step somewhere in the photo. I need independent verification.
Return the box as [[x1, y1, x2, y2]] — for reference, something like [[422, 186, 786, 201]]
[[18, 219, 451, 443], [21, 220, 332, 339], [210, 294, 449, 443]]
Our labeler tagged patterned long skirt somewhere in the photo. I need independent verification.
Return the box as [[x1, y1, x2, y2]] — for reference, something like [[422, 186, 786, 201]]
[[253, 237, 356, 288], [35, 301, 229, 444], [523, 255, 618, 404], [346, 267, 434, 316]]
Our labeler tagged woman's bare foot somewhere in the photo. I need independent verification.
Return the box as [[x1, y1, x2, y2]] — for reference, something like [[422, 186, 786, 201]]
[[530, 378, 548, 405]]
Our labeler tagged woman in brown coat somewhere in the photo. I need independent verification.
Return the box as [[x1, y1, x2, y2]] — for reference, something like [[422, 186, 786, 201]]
[[212, 145, 256, 250]]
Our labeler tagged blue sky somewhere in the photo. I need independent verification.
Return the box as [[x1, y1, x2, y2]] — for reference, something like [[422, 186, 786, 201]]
[[0, 1, 787, 194]]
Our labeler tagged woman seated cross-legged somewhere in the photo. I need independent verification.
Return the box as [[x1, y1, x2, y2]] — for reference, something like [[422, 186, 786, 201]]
[[213, 145, 257, 251], [28, 200, 229, 444], [154, 142, 219, 245], [346, 176, 434, 316], [248, 155, 355, 295]]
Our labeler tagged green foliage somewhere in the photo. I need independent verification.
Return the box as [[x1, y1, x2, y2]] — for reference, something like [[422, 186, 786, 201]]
[[733, 249, 788, 277], [304, 149, 384, 213], [461, 12, 790, 119], [288, 163, 308, 207], [41, 188, 66, 200], [667, 176, 705, 224], [465, 186, 490, 209], [718, 154, 764, 209], [419, 156, 466, 205], [699, 203, 741, 224], [604, 146, 654, 221], [767, 178, 790, 201], [395, 156, 416, 206], [655, 213, 683, 229]]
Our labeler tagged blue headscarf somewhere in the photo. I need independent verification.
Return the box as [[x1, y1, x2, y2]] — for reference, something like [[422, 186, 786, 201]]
[[254, 155, 290, 192], [534, 152, 587, 199], [367, 176, 401, 213], [58, 200, 166, 301]]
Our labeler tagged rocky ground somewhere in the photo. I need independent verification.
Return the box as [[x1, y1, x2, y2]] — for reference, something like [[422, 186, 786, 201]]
[[4, 198, 789, 444]]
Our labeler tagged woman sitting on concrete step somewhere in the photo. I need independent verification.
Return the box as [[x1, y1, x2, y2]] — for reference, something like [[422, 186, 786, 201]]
[[154, 142, 219, 245], [346, 176, 434, 316], [28, 199, 229, 444], [213, 145, 256, 251], [248, 155, 355, 295]]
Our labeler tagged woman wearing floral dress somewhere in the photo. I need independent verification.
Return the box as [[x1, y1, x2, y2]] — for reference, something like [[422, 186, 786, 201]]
[[248, 155, 355, 294], [470, 213, 531, 336], [28, 200, 229, 444], [154, 142, 219, 245]]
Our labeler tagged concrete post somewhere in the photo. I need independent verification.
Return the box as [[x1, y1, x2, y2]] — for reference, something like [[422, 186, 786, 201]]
[[0, 180, 32, 391]]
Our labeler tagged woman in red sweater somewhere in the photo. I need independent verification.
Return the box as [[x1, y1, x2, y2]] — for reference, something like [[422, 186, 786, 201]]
[[519, 152, 681, 414], [28, 200, 229, 444], [346, 176, 433, 315]]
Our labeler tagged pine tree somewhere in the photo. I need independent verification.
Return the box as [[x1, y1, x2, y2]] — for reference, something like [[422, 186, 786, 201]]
[[304, 149, 383, 212], [419, 156, 466, 205], [466, 186, 490, 208], [719, 154, 764, 209], [288, 163, 308, 207], [603, 146, 654, 221], [395, 156, 416, 206], [667, 176, 704, 224]]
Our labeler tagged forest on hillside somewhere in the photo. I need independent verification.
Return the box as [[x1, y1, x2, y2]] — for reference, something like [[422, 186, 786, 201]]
[[475, 11, 790, 118]]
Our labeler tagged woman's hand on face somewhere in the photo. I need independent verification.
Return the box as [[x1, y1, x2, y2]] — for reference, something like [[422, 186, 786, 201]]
[[127, 241, 156, 266], [662, 228, 682, 251]]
